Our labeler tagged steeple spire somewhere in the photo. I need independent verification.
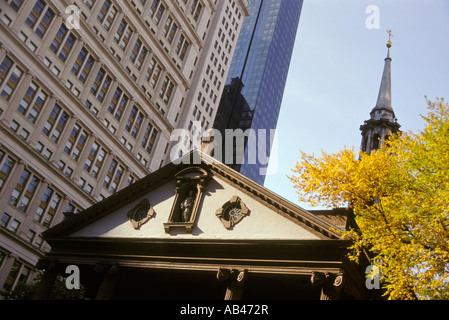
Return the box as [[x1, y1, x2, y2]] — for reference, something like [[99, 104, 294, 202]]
[[374, 31, 393, 113], [360, 30, 401, 155]]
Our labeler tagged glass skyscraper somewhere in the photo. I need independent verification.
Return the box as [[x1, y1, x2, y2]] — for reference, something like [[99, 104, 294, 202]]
[[214, 0, 303, 185]]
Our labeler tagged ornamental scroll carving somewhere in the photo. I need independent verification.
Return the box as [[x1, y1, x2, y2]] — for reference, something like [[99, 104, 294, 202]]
[[310, 271, 345, 300]]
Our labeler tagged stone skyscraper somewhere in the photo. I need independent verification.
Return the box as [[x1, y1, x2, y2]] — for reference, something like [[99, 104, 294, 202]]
[[0, 0, 249, 296]]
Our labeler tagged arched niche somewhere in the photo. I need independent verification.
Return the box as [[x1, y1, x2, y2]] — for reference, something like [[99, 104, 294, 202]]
[[164, 167, 211, 233]]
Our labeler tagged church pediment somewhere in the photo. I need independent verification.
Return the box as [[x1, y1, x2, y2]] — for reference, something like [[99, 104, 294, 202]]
[[43, 151, 340, 242]]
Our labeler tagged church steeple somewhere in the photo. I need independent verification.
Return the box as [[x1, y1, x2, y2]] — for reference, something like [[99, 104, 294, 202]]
[[360, 31, 401, 155], [374, 39, 392, 114]]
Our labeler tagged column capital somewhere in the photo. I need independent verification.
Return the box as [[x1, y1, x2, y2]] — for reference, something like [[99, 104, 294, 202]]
[[26, 70, 35, 79], [310, 271, 345, 300], [217, 268, 247, 300], [0, 44, 10, 54]]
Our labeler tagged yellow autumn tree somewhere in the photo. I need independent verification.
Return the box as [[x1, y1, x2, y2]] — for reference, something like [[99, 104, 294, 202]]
[[288, 98, 449, 300]]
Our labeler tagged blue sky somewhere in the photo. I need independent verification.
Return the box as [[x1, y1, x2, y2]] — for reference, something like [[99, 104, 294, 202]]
[[264, 0, 449, 209]]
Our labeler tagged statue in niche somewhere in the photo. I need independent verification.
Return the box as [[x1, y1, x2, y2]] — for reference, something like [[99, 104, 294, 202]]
[[180, 189, 196, 222]]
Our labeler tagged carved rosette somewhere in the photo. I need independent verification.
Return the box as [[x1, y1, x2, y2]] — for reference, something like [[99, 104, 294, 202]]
[[215, 196, 250, 229], [127, 199, 155, 229]]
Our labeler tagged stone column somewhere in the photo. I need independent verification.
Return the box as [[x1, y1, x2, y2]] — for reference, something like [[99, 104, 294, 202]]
[[60, 39, 85, 80], [19, 179, 49, 231], [105, 12, 125, 45], [72, 133, 96, 180], [153, 68, 168, 99], [0, 160, 25, 210], [10, 0, 36, 32], [117, 168, 131, 191], [169, 28, 182, 57], [92, 152, 114, 198], [134, 116, 150, 153], [0, 253, 17, 290], [217, 268, 247, 300], [50, 115, 78, 162], [0, 45, 8, 64], [33, 260, 59, 300], [366, 129, 373, 154], [124, 32, 140, 60], [136, 52, 154, 86], [87, 2, 103, 26], [29, 95, 58, 145], [36, 14, 65, 59], [55, 196, 71, 224], [1, 71, 34, 125], [311, 271, 345, 300], [94, 264, 118, 300], [97, 79, 118, 120], [116, 99, 135, 137], [80, 61, 103, 101]]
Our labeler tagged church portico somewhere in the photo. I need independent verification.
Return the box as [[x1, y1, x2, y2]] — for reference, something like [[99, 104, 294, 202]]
[[34, 150, 373, 300], [34, 235, 368, 300]]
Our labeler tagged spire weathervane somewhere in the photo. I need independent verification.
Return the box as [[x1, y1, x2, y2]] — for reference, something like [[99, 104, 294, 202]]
[[386, 29, 393, 48]]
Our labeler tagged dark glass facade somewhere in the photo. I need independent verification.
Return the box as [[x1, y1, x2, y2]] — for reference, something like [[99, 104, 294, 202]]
[[214, 0, 303, 185]]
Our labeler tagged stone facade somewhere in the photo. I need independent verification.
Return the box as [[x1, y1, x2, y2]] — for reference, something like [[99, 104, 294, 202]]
[[35, 150, 373, 300], [0, 0, 249, 297]]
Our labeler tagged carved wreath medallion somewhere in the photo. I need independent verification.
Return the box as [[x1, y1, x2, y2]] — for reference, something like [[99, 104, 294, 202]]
[[215, 196, 249, 229], [127, 199, 155, 229]]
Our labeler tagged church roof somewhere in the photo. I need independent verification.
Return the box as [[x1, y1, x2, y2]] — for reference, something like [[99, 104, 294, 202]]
[[373, 47, 393, 113], [43, 150, 343, 241]]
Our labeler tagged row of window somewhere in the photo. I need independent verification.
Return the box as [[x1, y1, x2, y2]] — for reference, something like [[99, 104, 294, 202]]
[[92, 0, 190, 63], [1, 212, 44, 249], [4, 0, 199, 56], [150, 0, 203, 24], [1, 53, 160, 165], [25, 0, 54, 39], [0, 251, 33, 294], [1, 0, 188, 155], [0, 56, 23, 102], [4, 0, 179, 110], [0, 57, 145, 201], [4, 0, 24, 13], [0, 149, 80, 228]]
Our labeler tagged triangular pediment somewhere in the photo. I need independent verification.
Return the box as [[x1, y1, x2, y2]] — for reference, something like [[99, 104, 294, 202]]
[[43, 151, 340, 242]]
